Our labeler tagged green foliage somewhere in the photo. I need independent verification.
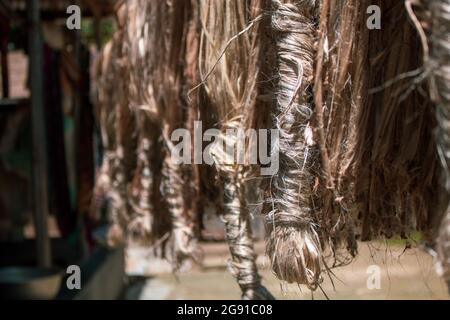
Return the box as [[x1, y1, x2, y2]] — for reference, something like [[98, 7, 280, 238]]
[[81, 18, 115, 47]]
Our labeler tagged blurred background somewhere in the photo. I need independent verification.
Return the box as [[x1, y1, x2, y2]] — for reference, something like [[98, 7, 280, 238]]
[[0, 0, 448, 300]]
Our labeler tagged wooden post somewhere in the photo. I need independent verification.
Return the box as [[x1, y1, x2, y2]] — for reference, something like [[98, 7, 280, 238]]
[[0, 33, 9, 98], [28, 0, 51, 267], [0, 11, 9, 98]]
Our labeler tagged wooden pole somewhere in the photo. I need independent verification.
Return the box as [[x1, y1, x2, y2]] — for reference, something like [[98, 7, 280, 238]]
[[0, 10, 9, 98], [28, 0, 51, 267], [0, 33, 9, 98]]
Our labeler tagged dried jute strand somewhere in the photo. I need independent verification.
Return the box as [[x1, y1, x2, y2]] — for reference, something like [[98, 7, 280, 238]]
[[103, 151, 128, 246], [198, 0, 274, 300], [223, 173, 275, 300], [210, 122, 274, 300], [429, 0, 450, 289], [123, 0, 160, 245], [128, 132, 154, 242], [266, 0, 322, 290], [92, 28, 133, 246], [162, 150, 199, 268]]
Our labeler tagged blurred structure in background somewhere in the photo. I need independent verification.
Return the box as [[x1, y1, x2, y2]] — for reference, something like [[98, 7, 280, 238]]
[[0, 0, 125, 300]]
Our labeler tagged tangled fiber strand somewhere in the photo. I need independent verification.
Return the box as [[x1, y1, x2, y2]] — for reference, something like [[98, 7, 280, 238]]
[[358, 1, 437, 240], [125, 0, 158, 118], [124, 0, 163, 247], [199, 0, 274, 299], [92, 18, 138, 246], [127, 120, 155, 243], [158, 0, 200, 266], [162, 151, 199, 266], [223, 172, 274, 300], [311, 0, 362, 269], [182, 0, 203, 241], [113, 6, 138, 244], [314, 0, 367, 266], [111, 77, 138, 245], [427, 0, 450, 288], [437, 212, 450, 288], [125, 0, 199, 263], [266, 0, 322, 290], [315, 0, 438, 249], [91, 39, 116, 221]]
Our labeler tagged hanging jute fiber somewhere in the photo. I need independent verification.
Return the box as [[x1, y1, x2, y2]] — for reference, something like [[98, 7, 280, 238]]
[[92, 8, 138, 247], [126, 0, 201, 266], [408, 0, 450, 287], [264, 0, 323, 290], [198, 0, 274, 300], [90, 0, 450, 298]]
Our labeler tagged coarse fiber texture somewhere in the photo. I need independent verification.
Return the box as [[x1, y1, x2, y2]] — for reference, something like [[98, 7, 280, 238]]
[[265, 0, 322, 290], [92, 26, 138, 247], [425, 0, 450, 289], [90, 0, 450, 298], [265, 0, 441, 289], [126, 0, 200, 267], [198, 0, 274, 299]]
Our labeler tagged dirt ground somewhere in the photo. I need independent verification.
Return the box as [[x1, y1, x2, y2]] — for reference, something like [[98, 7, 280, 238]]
[[125, 242, 450, 300]]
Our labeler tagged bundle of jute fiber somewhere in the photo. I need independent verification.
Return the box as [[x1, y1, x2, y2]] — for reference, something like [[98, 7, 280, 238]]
[[313, 0, 438, 254], [198, 0, 274, 299], [265, 0, 442, 290], [125, 0, 200, 267], [182, 0, 203, 244], [124, 0, 167, 248], [409, 0, 450, 287], [265, 0, 323, 290], [430, 0, 450, 290], [348, 0, 438, 242], [92, 10, 138, 246], [90, 0, 450, 298], [308, 0, 364, 269], [111, 2, 139, 246]]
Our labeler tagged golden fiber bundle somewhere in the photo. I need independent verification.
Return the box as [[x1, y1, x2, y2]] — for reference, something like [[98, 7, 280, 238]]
[[264, 0, 443, 290], [124, 0, 167, 250], [198, 0, 274, 300], [125, 0, 200, 266], [264, 0, 323, 290], [416, 0, 450, 287]]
